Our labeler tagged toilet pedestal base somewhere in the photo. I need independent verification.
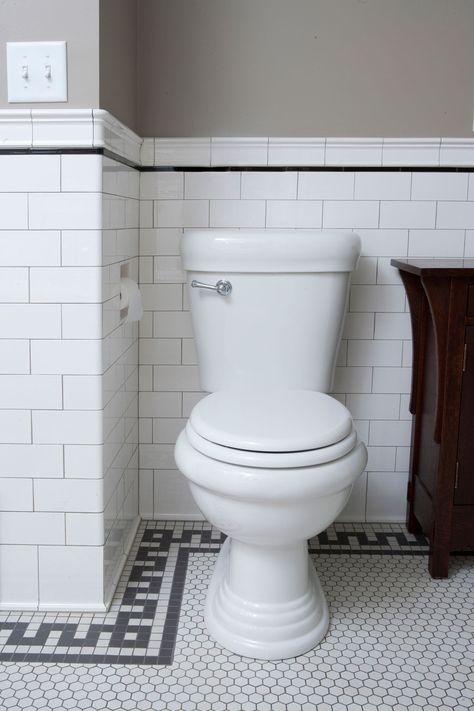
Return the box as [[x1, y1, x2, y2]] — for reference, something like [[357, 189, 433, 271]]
[[205, 537, 329, 660]]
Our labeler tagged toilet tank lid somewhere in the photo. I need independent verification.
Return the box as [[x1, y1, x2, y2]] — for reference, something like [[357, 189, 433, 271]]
[[181, 229, 361, 272], [189, 390, 353, 452]]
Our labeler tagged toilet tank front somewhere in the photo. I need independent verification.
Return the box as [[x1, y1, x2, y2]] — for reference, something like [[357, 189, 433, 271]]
[[182, 230, 361, 393]]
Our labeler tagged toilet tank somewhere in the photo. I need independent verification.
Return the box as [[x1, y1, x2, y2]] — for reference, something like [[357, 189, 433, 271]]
[[182, 230, 361, 393]]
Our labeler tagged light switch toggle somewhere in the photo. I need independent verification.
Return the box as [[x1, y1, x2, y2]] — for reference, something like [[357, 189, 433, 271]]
[[44, 65, 52, 80], [21, 65, 28, 80]]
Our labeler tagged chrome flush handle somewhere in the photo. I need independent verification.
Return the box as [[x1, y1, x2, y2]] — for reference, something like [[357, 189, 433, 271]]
[[191, 279, 232, 296]]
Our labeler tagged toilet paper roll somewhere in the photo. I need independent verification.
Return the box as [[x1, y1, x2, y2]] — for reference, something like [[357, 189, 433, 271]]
[[120, 277, 143, 322]]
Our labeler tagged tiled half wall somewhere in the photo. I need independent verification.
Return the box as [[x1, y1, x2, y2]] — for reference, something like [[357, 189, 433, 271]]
[[0, 152, 139, 610], [138, 166, 474, 522]]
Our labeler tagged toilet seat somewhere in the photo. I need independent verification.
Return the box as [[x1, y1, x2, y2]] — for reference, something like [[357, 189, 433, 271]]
[[187, 390, 357, 469]]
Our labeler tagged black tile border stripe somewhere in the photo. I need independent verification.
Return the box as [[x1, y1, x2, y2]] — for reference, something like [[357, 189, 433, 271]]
[[0, 146, 473, 172], [1, 523, 471, 666]]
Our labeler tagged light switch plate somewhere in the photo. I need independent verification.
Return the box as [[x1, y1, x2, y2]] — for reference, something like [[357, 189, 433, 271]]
[[6, 41, 67, 103]]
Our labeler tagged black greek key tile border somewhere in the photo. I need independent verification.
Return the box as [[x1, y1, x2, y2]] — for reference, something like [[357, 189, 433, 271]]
[[0, 522, 436, 666]]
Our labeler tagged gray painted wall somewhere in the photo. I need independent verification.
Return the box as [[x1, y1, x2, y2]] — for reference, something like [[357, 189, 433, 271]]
[[137, 0, 474, 138], [99, 0, 137, 132], [0, 0, 100, 109]]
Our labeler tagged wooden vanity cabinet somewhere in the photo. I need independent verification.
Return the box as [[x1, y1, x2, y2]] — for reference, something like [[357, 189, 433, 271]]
[[391, 259, 474, 578]]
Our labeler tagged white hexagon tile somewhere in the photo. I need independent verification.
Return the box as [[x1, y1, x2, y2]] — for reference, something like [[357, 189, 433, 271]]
[[0, 520, 473, 710]]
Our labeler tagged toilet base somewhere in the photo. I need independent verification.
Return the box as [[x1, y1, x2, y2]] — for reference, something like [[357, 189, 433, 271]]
[[205, 537, 329, 660]]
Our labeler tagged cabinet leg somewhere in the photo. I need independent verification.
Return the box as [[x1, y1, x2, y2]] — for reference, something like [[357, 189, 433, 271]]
[[428, 546, 450, 578]]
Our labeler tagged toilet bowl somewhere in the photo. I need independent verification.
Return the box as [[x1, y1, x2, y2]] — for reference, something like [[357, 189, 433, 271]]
[[174, 229, 368, 659], [175, 389, 367, 659]]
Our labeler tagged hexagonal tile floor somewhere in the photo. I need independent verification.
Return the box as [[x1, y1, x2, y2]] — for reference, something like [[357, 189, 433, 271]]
[[0, 520, 473, 710]]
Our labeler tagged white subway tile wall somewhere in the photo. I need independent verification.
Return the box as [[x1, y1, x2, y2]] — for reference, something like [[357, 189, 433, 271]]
[[0, 154, 139, 610], [139, 169, 474, 522]]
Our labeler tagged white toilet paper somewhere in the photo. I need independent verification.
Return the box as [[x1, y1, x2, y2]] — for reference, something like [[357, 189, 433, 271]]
[[120, 277, 143, 322]]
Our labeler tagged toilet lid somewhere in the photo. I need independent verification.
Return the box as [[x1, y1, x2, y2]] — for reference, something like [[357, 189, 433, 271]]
[[189, 390, 352, 453]]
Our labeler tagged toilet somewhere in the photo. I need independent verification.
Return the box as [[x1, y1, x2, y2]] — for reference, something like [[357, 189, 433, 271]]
[[174, 229, 368, 660]]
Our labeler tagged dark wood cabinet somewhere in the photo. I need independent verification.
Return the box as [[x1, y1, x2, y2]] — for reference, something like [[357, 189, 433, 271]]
[[392, 259, 474, 578]]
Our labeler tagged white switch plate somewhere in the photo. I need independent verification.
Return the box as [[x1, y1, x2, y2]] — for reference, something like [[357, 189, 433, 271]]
[[6, 41, 67, 103]]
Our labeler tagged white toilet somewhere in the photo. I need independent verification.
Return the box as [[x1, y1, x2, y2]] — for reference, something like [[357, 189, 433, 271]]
[[174, 229, 368, 660]]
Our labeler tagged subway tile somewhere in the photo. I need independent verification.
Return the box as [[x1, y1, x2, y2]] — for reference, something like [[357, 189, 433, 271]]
[[182, 338, 198, 365], [154, 469, 202, 518], [153, 418, 187, 444], [140, 444, 175, 469], [366, 446, 397, 472], [336, 471, 367, 522], [31, 340, 102, 375], [355, 172, 411, 200], [0, 545, 38, 606], [140, 338, 181, 365], [139, 418, 153, 443], [342, 313, 374, 340], [436, 201, 474, 229], [64, 445, 103, 478], [372, 367, 411, 393], [0, 230, 60, 266], [374, 312, 412, 340], [350, 285, 405, 312], [411, 172, 468, 201], [399, 394, 412, 421], [182, 391, 207, 417], [366, 471, 408, 521], [351, 257, 377, 285], [408, 229, 465, 258], [0, 194, 28, 229], [0, 411, 31, 443], [347, 340, 403, 367], [376, 258, 403, 285], [186, 171, 240, 199], [140, 172, 184, 200], [346, 394, 401, 421], [30, 266, 102, 303], [211, 138, 268, 166], [154, 200, 209, 228], [0, 339, 29, 373], [323, 201, 379, 229], [153, 311, 194, 338], [379, 201, 436, 229], [139, 199, 153, 228], [396, 447, 411, 472], [139, 255, 154, 283], [241, 172, 297, 199], [139, 228, 182, 256], [62, 304, 102, 339], [0, 512, 64, 545], [210, 200, 265, 228], [0, 444, 63, 477], [268, 138, 325, 166], [63, 375, 103, 409], [369, 420, 412, 447], [139, 365, 153, 391], [140, 138, 154, 166], [0, 154, 60, 191], [34, 479, 103, 512], [39, 546, 103, 608], [139, 392, 182, 418], [298, 172, 354, 200], [153, 365, 201, 391], [28, 193, 101, 229], [266, 200, 322, 228], [60, 154, 102, 191], [357, 229, 408, 257], [139, 311, 153, 337], [61, 230, 102, 266], [153, 256, 186, 283], [138, 470, 154, 517], [402, 340, 413, 368], [33, 410, 103, 444], [66, 512, 104, 545], [0, 375, 61, 409], [140, 284, 182, 311], [0, 478, 33, 510], [332, 367, 372, 393]]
